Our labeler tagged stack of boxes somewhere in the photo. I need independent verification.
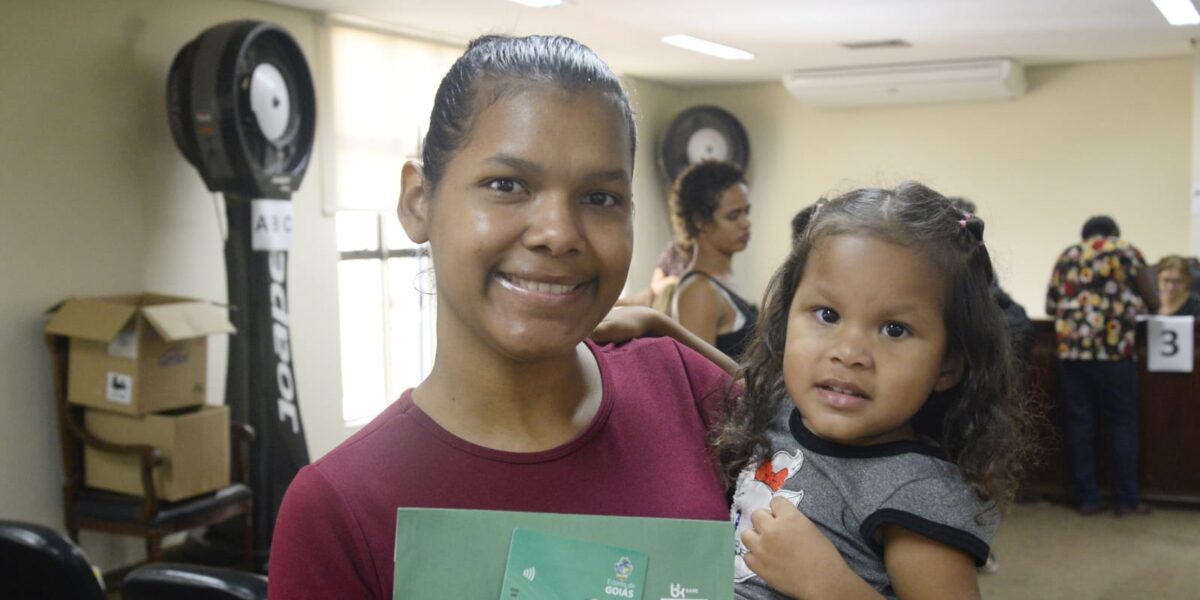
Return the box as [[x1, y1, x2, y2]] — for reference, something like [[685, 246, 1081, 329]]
[[46, 294, 236, 502]]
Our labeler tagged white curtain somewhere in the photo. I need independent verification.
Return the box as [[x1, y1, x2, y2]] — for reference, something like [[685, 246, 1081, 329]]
[[321, 24, 462, 212]]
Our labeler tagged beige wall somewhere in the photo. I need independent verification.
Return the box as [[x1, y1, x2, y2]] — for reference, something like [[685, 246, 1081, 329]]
[[1192, 45, 1200, 258], [668, 58, 1194, 316], [0, 0, 348, 570]]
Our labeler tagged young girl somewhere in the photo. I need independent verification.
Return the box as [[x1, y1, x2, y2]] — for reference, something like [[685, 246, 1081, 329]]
[[718, 182, 1028, 599]]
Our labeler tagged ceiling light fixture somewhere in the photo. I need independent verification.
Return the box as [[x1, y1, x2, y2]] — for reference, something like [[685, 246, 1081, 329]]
[[840, 39, 912, 50], [662, 35, 753, 60], [1152, 0, 1200, 25], [508, 0, 564, 7]]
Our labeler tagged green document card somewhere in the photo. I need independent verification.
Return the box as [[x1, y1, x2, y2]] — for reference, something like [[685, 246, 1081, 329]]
[[394, 508, 732, 600], [500, 528, 647, 600]]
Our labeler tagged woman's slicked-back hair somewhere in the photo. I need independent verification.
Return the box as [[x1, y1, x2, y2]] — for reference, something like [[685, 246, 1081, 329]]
[[420, 34, 636, 192], [712, 181, 1030, 505], [670, 160, 747, 243]]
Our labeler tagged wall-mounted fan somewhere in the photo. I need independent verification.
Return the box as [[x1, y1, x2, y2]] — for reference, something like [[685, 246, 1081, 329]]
[[167, 20, 315, 568], [658, 105, 750, 184]]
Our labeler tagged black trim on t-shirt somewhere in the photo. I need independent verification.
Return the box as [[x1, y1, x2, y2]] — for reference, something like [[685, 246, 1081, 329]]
[[860, 509, 991, 567], [788, 408, 950, 462]]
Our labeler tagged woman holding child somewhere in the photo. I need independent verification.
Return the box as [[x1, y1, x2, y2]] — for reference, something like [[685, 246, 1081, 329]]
[[271, 32, 1023, 600]]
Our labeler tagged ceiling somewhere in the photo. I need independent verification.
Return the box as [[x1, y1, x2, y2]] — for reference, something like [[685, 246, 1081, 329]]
[[265, 0, 1200, 85]]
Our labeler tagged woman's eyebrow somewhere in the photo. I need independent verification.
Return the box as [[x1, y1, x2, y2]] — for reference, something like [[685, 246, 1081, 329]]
[[485, 154, 542, 175], [584, 168, 630, 183], [484, 154, 628, 184]]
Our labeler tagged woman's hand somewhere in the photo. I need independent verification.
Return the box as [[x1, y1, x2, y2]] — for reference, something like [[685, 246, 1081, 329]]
[[741, 497, 884, 600], [591, 306, 738, 374]]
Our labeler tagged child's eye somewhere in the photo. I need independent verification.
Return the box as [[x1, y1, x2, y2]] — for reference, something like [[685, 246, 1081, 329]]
[[812, 307, 839, 324], [881, 322, 910, 339], [584, 191, 622, 208], [487, 178, 525, 194]]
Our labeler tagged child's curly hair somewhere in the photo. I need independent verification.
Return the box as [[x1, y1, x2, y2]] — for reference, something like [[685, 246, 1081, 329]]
[[711, 181, 1032, 505]]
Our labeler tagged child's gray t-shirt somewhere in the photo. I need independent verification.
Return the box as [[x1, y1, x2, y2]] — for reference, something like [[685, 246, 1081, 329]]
[[732, 400, 1000, 600]]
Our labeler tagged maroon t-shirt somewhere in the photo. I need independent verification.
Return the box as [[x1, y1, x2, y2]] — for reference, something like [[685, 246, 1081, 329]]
[[268, 337, 732, 599]]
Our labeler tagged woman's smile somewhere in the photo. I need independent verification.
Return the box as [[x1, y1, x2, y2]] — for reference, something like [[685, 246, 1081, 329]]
[[495, 271, 591, 305]]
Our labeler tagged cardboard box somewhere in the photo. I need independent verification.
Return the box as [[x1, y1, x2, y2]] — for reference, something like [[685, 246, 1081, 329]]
[[84, 404, 230, 502], [45, 293, 234, 415]]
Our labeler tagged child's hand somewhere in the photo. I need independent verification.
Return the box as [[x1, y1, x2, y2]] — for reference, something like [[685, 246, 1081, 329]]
[[741, 497, 883, 600], [590, 306, 667, 344]]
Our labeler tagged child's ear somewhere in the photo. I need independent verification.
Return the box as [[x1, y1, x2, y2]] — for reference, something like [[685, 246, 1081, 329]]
[[933, 352, 965, 392], [398, 161, 431, 244]]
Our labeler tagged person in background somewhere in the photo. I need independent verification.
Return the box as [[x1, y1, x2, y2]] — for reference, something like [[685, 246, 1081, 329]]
[[670, 160, 757, 359], [1156, 254, 1200, 317], [1046, 215, 1158, 517]]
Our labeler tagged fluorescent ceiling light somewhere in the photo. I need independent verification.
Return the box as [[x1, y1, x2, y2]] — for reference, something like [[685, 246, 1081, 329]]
[[1152, 0, 1200, 25], [509, 0, 563, 7], [662, 35, 754, 60]]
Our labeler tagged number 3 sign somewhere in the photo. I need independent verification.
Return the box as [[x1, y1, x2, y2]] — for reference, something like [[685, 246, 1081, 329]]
[[1147, 316, 1194, 373]]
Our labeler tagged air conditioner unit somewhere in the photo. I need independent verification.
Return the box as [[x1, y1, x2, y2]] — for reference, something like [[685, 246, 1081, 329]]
[[782, 58, 1026, 108]]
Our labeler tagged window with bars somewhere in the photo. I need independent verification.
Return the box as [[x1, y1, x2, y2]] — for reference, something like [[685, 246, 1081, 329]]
[[335, 211, 435, 423], [324, 24, 460, 423]]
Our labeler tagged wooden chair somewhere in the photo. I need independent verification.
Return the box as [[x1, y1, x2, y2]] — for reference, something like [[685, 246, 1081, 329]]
[[46, 335, 255, 582]]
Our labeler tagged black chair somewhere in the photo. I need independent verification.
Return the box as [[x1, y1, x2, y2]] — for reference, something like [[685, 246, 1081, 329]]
[[123, 562, 268, 600], [0, 520, 106, 600], [46, 335, 256, 581]]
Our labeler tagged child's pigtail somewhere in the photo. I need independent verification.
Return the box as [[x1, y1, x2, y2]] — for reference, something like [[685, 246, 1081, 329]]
[[956, 210, 995, 286]]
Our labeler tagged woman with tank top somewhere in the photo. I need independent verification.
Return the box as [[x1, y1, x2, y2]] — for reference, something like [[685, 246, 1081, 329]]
[[669, 161, 757, 359]]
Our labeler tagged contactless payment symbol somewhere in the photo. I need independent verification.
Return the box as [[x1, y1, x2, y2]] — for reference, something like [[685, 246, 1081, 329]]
[[522, 567, 536, 582]]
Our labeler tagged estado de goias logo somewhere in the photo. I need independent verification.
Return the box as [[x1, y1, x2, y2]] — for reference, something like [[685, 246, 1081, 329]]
[[614, 556, 634, 581], [603, 556, 637, 598]]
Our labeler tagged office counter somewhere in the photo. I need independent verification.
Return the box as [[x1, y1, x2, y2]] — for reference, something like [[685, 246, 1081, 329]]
[[1023, 319, 1200, 503]]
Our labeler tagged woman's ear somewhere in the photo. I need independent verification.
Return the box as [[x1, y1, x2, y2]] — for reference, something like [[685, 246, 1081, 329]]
[[398, 161, 431, 244], [934, 352, 965, 392]]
